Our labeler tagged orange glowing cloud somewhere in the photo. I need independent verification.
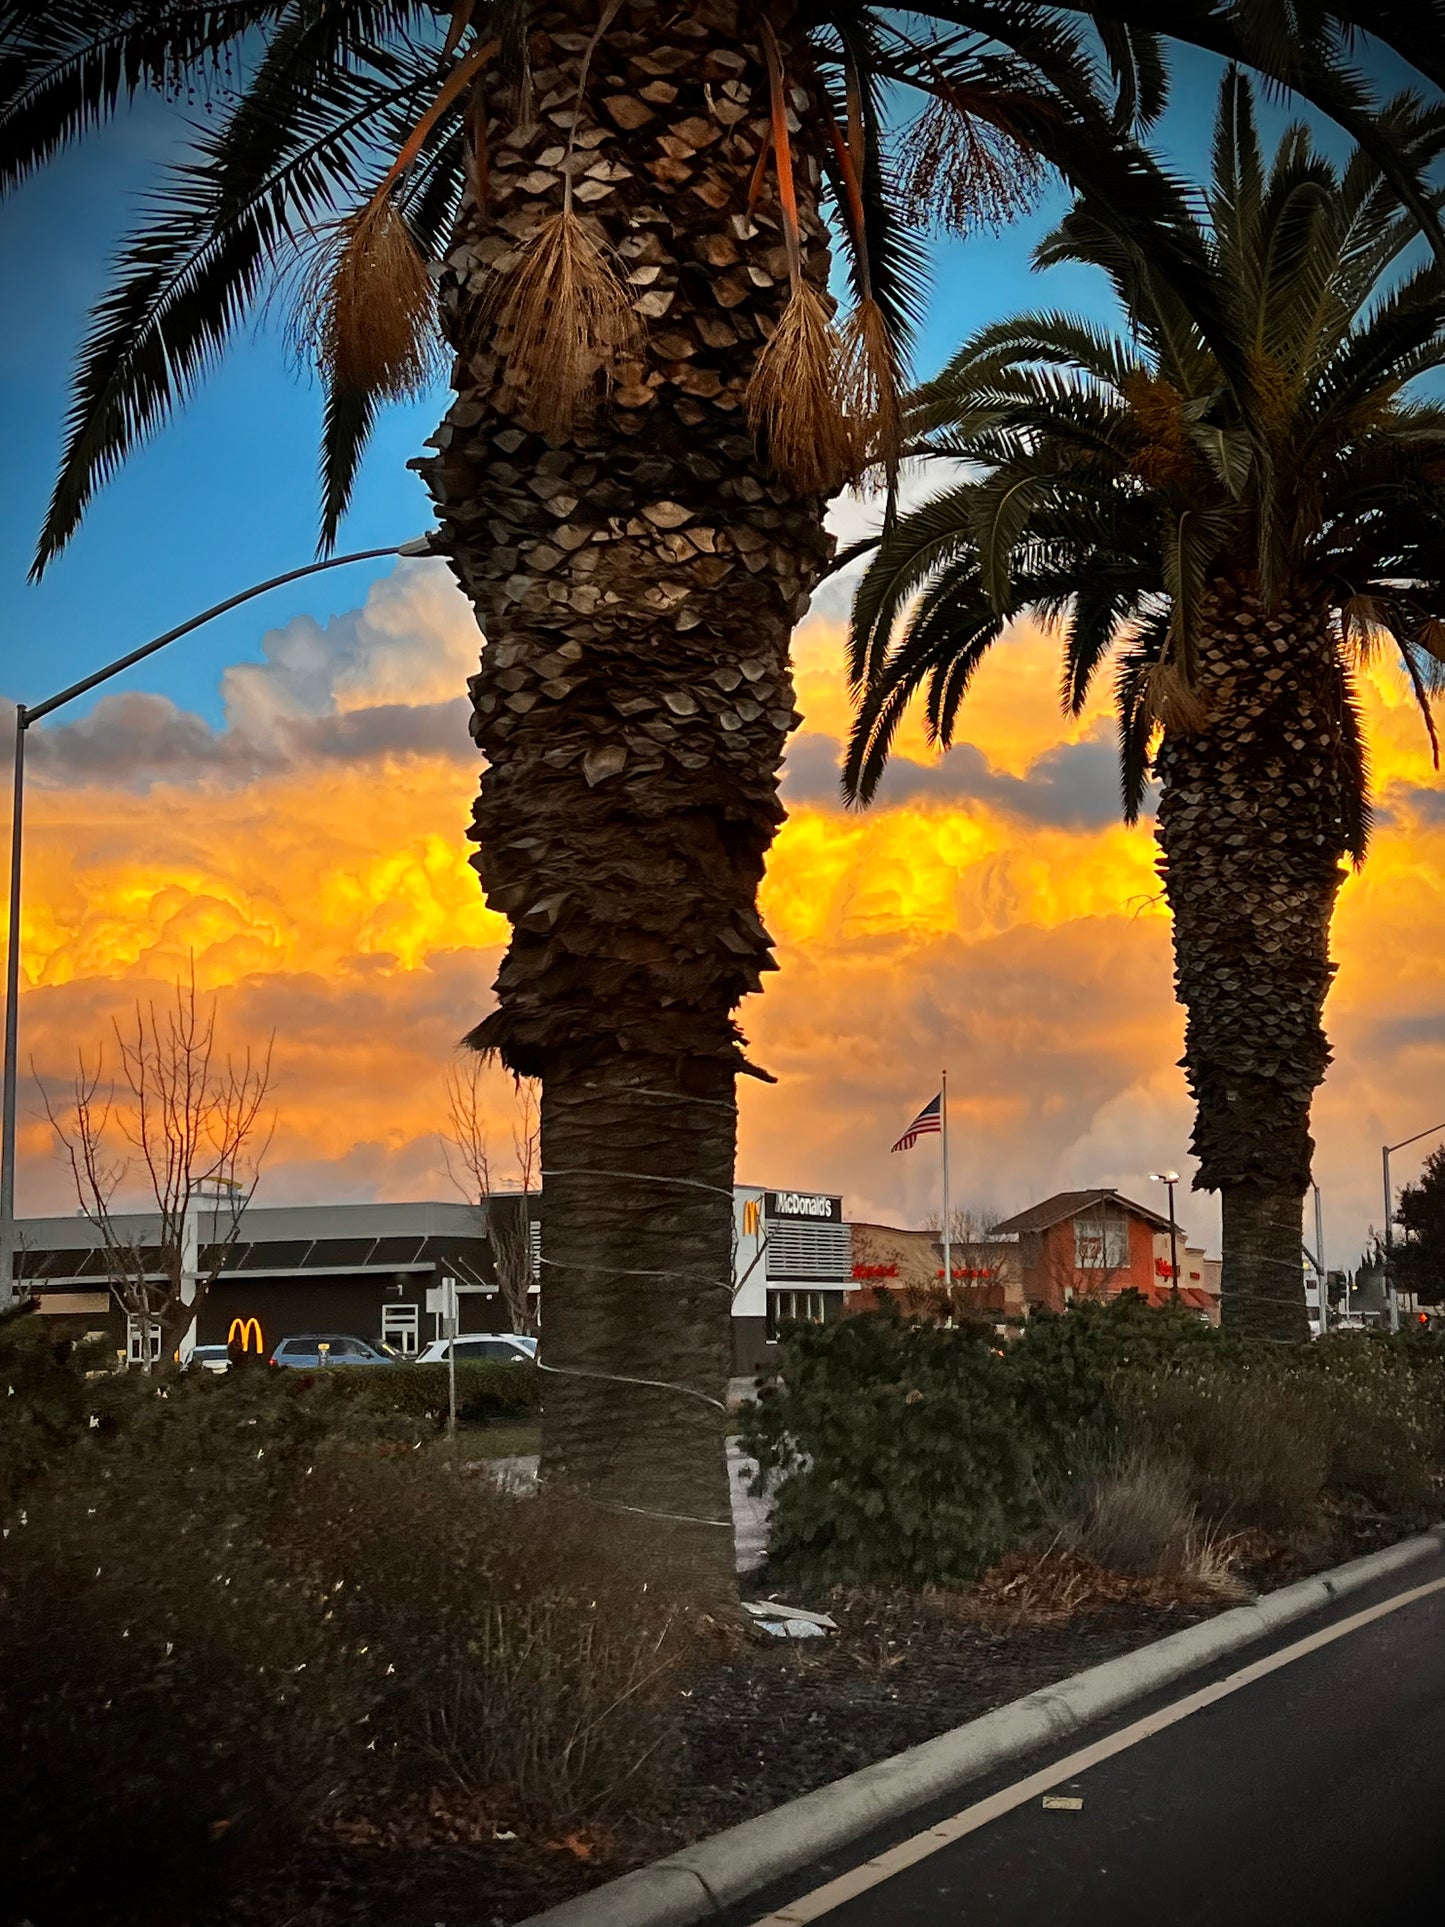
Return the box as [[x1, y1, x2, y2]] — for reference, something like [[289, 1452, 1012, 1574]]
[[7, 563, 1444, 1262]]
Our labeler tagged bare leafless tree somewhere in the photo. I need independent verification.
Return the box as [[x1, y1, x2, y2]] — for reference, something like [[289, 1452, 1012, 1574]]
[[38, 967, 274, 1369], [440, 1058, 539, 1336]]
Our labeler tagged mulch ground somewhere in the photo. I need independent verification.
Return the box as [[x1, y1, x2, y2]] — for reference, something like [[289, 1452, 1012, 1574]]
[[185, 1510, 1415, 1927]]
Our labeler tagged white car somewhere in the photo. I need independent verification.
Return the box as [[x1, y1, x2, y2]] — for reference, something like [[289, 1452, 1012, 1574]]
[[416, 1333, 538, 1366]]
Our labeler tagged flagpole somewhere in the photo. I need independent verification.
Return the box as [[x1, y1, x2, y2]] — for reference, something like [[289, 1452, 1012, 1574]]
[[941, 1068, 951, 1291]]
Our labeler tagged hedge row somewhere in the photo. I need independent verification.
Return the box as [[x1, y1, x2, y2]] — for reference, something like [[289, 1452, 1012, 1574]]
[[288, 1357, 544, 1426], [740, 1295, 1445, 1588]]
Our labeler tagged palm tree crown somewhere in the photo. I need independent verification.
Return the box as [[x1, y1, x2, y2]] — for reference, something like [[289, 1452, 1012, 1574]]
[[4, 3, 1444, 567], [847, 71, 1445, 822]]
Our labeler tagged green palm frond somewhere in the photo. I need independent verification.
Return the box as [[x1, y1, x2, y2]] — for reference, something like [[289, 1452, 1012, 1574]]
[[31, 40, 441, 574], [14, 0, 1445, 564], [847, 64, 1445, 838]]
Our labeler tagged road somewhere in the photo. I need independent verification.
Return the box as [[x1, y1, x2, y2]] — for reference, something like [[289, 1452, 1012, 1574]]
[[724, 1549, 1445, 1927]]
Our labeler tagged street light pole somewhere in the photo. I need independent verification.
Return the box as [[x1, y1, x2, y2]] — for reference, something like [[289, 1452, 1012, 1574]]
[[1149, 1170, 1180, 1299], [1381, 1121, 1445, 1336], [1, 540, 427, 1303]]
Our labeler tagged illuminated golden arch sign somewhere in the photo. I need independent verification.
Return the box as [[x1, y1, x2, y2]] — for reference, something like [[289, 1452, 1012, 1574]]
[[228, 1316, 264, 1354], [742, 1199, 762, 1237]]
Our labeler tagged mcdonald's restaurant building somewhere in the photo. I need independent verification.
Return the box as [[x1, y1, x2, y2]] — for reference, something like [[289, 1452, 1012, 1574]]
[[17, 1183, 852, 1374], [730, 1185, 852, 1374], [15, 1197, 538, 1363]]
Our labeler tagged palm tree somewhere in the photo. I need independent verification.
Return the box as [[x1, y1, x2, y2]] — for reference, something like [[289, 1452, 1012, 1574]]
[[4, 9, 1443, 1570], [846, 70, 1445, 1338]]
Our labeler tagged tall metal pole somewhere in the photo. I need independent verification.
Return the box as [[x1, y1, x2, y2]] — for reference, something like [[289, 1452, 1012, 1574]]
[[940, 1069, 951, 1292], [1382, 1143, 1398, 1334], [1314, 1182, 1328, 1335], [1, 706, 27, 1306], [1166, 1177, 1179, 1299], [0, 541, 421, 1303]]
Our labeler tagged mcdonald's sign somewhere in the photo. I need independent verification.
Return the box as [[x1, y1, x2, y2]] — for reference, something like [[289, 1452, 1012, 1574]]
[[228, 1316, 264, 1354], [742, 1198, 762, 1237]]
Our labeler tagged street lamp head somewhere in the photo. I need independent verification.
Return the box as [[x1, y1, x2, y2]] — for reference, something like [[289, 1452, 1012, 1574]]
[[1149, 1171, 1179, 1184]]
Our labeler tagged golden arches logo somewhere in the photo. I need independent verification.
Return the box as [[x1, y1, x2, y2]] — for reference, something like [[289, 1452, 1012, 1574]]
[[743, 1199, 762, 1237], [228, 1316, 264, 1354]]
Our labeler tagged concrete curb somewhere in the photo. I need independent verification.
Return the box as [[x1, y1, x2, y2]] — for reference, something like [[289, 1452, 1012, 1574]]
[[517, 1525, 1445, 1927]]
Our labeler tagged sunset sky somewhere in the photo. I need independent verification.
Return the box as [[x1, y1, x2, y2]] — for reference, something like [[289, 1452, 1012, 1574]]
[[2, 50, 1442, 1268]]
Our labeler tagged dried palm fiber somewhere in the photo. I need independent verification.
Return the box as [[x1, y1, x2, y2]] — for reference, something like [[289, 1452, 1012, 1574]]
[[300, 35, 496, 397], [747, 20, 854, 495], [484, 0, 638, 437], [301, 196, 440, 399], [824, 81, 903, 485], [1146, 659, 1209, 734], [903, 89, 1046, 237]]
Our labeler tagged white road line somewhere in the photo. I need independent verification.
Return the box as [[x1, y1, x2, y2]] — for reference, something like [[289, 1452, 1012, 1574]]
[[749, 1574, 1445, 1925]]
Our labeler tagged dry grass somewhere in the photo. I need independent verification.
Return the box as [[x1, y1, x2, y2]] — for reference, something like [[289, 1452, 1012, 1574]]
[[1063, 1451, 1198, 1576], [297, 197, 440, 399], [747, 280, 857, 495], [486, 207, 641, 438]]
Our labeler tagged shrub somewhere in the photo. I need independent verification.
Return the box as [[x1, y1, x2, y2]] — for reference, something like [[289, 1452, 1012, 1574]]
[[317, 1358, 543, 1426], [1116, 1365, 1331, 1530], [0, 1305, 107, 1506], [747, 1299, 1445, 1588], [0, 1430, 686, 1924], [742, 1304, 1043, 1588]]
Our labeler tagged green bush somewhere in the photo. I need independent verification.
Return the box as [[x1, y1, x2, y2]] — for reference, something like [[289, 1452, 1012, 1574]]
[[742, 1303, 1043, 1588], [314, 1357, 543, 1425], [747, 1299, 1445, 1587], [0, 1305, 109, 1506]]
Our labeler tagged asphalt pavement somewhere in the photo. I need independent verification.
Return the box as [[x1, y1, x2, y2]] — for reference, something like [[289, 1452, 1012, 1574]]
[[724, 1549, 1445, 1927]]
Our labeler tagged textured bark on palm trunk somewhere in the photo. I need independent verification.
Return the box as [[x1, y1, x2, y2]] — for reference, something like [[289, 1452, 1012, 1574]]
[[1155, 579, 1350, 1339], [417, 1, 831, 1582]]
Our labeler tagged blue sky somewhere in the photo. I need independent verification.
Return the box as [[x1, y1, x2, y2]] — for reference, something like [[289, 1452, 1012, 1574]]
[[0, 42, 1411, 727]]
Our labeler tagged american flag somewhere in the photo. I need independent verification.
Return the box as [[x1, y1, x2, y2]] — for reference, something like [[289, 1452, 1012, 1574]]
[[891, 1093, 943, 1152]]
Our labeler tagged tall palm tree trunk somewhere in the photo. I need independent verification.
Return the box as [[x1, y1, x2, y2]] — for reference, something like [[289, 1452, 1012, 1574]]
[[1155, 577, 1350, 1339], [418, 1, 831, 1582]]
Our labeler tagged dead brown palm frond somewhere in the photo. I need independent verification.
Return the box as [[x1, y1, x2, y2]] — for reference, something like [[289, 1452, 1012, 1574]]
[[479, 0, 636, 438], [486, 208, 641, 437], [749, 280, 857, 495], [903, 93, 1047, 238], [838, 295, 903, 485], [748, 18, 854, 494], [292, 33, 497, 399], [1145, 660, 1209, 734], [1419, 616, 1445, 665], [821, 85, 903, 487], [298, 196, 441, 400]]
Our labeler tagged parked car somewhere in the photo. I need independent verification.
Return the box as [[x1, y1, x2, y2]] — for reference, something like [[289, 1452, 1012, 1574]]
[[187, 1344, 233, 1374], [415, 1333, 538, 1366], [269, 1333, 393, 1368]]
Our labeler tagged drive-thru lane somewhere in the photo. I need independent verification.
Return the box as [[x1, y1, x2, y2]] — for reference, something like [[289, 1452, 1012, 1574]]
[[729, 1552, 1445, 1927]]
